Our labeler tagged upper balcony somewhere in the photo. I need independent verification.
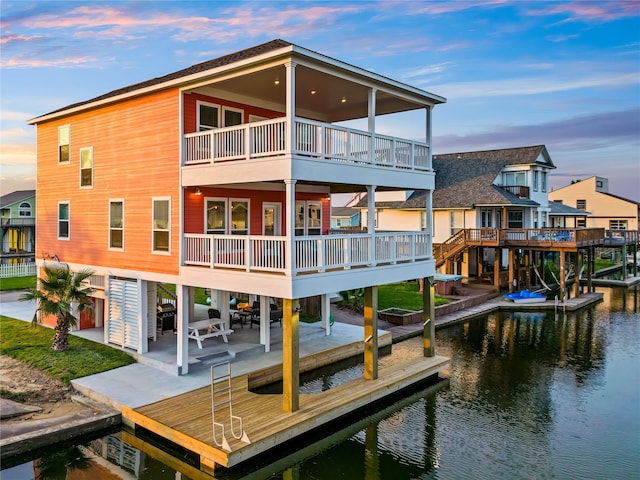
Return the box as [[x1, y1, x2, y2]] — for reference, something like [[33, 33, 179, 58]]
[[183, 117, 431, 172]]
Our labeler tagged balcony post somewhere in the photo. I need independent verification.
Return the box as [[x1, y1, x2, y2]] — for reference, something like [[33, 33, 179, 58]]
[[367, 185, 377, 265], [363, 286, 378, 380], [285, 62, 296, 154], [368, 87, 376, 164], [285, 179, 297, 276], [425, 106, 432, 170]]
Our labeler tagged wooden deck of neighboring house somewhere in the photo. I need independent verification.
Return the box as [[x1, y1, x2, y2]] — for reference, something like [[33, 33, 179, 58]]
[[122, 354, 450, 473]]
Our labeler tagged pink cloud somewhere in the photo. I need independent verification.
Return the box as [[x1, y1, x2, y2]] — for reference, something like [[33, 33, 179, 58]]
[[0, 34, 42, 44], [1, 55, 97, 69], [528, 1, 639, 22]]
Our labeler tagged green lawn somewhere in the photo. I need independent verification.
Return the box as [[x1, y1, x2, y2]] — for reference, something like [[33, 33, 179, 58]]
[[0, 316, 135, 384], [378, 282, 452, 311], [0, 275, 36, 291]]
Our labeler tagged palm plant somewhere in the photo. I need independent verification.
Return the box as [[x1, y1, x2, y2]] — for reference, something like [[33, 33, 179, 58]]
[[20, 263, 95, 352]]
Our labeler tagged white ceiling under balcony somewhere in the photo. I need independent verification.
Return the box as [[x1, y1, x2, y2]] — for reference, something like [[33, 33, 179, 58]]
[[188, 64, 430, 124]]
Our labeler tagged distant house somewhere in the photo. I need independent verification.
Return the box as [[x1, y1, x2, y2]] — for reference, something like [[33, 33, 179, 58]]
[[330, 206, 361, 229], [548, 200, 589, 228], [0, 189, 36, 259], [549, 176, 639, 230], [357, 145, 557, 241]]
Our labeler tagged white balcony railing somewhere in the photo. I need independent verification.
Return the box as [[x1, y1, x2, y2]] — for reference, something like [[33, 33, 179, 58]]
[[184, 117, 431, 171], [184, 232, 432, 275]]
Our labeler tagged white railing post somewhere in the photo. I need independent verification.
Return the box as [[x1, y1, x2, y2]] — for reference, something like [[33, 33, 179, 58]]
[[245, 237, 251, 272], [344, 237, 350, 269], [245, 123, 252, 161], [317, 238, 324, 272]]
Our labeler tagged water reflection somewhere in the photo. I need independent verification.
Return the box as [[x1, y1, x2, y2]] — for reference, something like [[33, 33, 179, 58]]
[[3, 287, 639, 480]]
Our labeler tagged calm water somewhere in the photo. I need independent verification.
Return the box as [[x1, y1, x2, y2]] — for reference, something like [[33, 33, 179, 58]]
[[4, 287, 639, 480]]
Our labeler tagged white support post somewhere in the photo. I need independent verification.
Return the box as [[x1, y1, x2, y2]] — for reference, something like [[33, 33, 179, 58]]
[[321, 294, 331, 335], [177, 284, 189, 375], [220, 290, 231, 329], [368, 88, 376, 164], [139, 279, 148, 354], [367, 185, 377, 266], [260, 295, 270, 352], [285, 62, 296, 154], [285, 179, 297, 276], [425, 106, 432, 170], [426, 190, 433, 257]]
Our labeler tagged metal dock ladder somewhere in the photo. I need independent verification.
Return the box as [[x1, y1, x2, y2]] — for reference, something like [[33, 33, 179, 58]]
[[210, 362, 251, 451]]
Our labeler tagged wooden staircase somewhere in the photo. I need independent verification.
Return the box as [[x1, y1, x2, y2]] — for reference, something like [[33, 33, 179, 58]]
[[433, 228, 500, 268]]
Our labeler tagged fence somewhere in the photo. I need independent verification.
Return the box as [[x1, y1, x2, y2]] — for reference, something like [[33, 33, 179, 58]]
[[0, 262, 36, 278]]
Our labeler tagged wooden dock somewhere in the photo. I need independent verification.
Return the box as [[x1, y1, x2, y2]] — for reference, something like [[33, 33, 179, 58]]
[[122, 354, 449, 473]]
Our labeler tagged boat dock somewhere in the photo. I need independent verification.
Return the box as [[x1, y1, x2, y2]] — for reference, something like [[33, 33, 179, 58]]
[[122, 354, 449, 472]]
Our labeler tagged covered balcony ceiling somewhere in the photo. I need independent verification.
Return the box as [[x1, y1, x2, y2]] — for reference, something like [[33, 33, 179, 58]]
[[188, 65, 427, 123]]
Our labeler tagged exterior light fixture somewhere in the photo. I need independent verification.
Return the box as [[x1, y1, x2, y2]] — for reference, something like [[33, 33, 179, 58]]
[[195, 187, 202, 195], [311, 90, 317, 95], [274, 78, 280, 85], [341, 96, 347, 103]]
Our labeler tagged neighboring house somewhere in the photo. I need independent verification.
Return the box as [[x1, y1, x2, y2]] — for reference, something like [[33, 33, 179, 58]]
[[548, 201, 589, 228], [357, 145, 556, 239], [330, 206, 361, 229], [28, 39, 445, 375], [0, 189, 36, 259], [549, 176, 639, 230]]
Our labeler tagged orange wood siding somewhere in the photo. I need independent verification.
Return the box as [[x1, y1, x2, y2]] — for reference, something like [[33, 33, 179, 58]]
[[36, 89, 181, 275], [185, 188, 330, 235], [183, 93, 283, 133]]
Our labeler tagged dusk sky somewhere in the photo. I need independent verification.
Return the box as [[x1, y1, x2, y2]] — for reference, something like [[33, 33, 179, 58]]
[[1, 1, 639, 200]]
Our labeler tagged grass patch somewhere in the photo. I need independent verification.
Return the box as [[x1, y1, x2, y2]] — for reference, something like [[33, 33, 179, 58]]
[[378, 282, 451, 311], [0, 316, 135, 384], [594, 258, 614, 271], [0, 276, 36, 291], [0, 387, 26, 403]]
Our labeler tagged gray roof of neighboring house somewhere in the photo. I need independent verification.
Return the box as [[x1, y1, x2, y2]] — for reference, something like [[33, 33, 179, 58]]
[[355, 145, 551, 210], [548, 201, 589, 216], [0, 190, 36, 209], [331, 206, 359, 217]]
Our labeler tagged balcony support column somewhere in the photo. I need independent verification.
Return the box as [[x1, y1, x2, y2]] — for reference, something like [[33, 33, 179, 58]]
[[177, 284, 189, 376], [574, 251, 582, 298], [425, 190, 433, 256], [368, 88, 377, 164], [423, 276, 436, 357], [260, 295, 270, 352], [587, 247, 594, 292], [282, 298, 300, 413], [285, 62, 297, 153], [493, 248, 500, 290], [321, 294, 331, 335], [363, 286, 378, 380], [285, 179, 297, 276], [425, 106, 432, 170], [508, 249, 515, 293], [367, 185, 377, 266]]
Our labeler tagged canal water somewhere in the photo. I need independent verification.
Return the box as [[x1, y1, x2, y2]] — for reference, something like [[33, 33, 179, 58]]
[[3, 286, 639, 479]]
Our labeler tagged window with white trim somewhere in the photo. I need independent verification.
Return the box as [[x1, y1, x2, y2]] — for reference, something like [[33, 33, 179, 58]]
[[152, 198, 170, 253], [58, 125, 70, 163], [197, 101, 220, 131], [295, 201, 322, 235], [450, 211, 464, 236], [109, 200, 124, 250], [223, 107, 243, 126], [19, 202, 32, 217], [541, 171, 547, 192], [480, 209, 493, 228], [58, 201, 70, 239], [504, 171, 526, 186], [507, 210, 523, 228], [80, 147, 93, 187], [205, 198, 249, 235], [609, 220, 628, 230], [533, 170, 539, 192]]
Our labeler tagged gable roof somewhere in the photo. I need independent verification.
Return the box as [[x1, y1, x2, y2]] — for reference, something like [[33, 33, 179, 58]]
[[331, 206, 359, 217], [31, 39, 293, 122], [29, 39, 445, 125], [0, 190, 36, 209], [354, 145, 551, 210]]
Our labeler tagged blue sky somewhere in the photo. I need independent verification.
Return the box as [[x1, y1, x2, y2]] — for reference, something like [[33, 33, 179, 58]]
[[2, 1, 639, 200]]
